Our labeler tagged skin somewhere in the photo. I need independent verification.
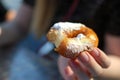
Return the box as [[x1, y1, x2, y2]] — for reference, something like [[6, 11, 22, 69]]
[[58, 33, 120, 80]]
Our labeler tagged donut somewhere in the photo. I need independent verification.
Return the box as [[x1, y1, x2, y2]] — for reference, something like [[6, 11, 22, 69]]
[[47, 22, 99, 59]]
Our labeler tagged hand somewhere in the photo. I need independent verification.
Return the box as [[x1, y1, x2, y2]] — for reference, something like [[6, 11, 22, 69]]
[[58, 48, 111, 80]]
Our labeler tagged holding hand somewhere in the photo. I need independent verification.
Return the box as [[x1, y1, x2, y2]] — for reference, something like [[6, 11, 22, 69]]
[[58, 48, 111, 80]]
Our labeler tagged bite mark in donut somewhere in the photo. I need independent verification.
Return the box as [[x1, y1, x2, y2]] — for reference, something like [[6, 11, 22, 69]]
[[47, 22, 99, 59]]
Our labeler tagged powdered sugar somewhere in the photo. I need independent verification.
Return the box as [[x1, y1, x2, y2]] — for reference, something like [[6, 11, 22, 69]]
[[66, 38, 93, 54], [52, 22, 84, 32]]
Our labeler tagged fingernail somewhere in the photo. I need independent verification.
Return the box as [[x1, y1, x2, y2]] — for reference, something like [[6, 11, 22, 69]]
[[92, 48, 100, 56], [80, 52, 89, 62]]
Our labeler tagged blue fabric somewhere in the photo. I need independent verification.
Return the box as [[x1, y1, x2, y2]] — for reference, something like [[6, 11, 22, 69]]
[[9, 49, 45, 80], [8, 34, 62, 80], [17, 34, 47, 52]]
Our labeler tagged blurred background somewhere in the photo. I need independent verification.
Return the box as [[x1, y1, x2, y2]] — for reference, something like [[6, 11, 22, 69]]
[[2, 0, 22, 11], [0, 0, 61, 80]]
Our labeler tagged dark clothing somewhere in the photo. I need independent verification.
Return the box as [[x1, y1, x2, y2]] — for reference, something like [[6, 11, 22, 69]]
[[102, 0, 120, 36], [53, 0, 104, 26], [93, 0, 120, 50]]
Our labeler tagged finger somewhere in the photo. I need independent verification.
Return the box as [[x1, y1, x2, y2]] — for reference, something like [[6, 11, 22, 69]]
[[70, 59, 91, 77], [78, 51, 103, 77], [64, 66, 77, 80], [69, 59, 90, 80], [89, 48, 111, 68], [58, 56, 76, 80]]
